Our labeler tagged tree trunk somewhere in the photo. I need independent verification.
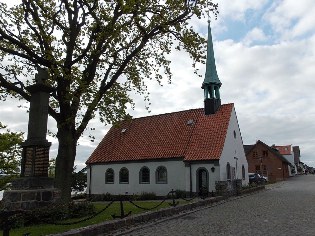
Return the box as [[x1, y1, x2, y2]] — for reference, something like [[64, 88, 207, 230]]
[[54, 126, 77, 203]]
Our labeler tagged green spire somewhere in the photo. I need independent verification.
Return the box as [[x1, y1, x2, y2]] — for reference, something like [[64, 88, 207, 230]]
[[202, 21, 222, 100]]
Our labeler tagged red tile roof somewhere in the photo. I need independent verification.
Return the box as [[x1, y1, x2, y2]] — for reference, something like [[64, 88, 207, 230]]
[[274, 145, 292, 155], [86, 103, 234, 164]]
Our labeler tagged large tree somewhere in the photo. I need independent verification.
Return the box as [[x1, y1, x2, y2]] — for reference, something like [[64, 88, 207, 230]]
[[0, 0, 218, 202]]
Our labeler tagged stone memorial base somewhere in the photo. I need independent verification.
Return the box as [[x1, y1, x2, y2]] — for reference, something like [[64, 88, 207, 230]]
[[2, 177, 61, 210]]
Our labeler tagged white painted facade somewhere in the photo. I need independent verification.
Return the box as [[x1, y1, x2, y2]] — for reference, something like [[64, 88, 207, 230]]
[[87, 160, 186, 196], [219, 107, 249, 186], [87, 107, 249, 196]]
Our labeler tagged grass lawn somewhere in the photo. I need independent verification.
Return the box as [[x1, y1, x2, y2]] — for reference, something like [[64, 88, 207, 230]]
[[7, 200, 186, 236]]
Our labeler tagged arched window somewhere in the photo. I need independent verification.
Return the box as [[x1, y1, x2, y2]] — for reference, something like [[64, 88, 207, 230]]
[[119, 167, 129, 184], [156, 166, 167, 184], [139, 166, 150, 184], [226, 162, 231, 180], [242, 165, 246, 180], [105, 168, 114, 184]]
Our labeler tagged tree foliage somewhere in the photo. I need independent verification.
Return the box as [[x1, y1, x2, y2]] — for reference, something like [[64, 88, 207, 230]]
[[0, 122, 24, 189], [48, 158, 56, 177], [0, 0, 218, 201], [0, 122, 24, 175], [71, 166, 87, 193]]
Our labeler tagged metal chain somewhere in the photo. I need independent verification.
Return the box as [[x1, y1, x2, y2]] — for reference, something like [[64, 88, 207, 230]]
[[52, 200, 114, 226]]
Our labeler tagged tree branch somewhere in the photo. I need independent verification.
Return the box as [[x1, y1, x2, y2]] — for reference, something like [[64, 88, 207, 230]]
[[0, 29, 52, 66], [0, 73, 30, 101]]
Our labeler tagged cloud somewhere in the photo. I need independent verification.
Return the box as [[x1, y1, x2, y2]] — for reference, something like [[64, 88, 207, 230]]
[[214, 34, 315, 167], [218, 0, 269, 21], [263, 0, 315, 40], [243, 27, 268, 45]]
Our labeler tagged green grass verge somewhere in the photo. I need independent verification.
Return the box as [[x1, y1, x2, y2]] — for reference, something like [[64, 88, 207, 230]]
[[7, 200, 186, 236]]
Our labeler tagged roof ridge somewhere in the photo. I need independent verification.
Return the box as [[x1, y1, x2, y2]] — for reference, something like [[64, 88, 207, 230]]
[[128, 103, 234, 121]]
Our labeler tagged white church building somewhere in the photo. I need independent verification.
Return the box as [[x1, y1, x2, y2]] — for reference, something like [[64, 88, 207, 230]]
[[86, 22, 249, 196]]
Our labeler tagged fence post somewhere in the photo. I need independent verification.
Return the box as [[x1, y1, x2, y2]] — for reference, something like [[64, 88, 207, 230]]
[[169, 189, 179, 207], [111, 195, 131, 219]]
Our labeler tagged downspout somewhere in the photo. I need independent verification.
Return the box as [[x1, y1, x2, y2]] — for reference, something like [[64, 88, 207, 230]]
[[189, 163, 192, 197], [88, 164, 92, 197]]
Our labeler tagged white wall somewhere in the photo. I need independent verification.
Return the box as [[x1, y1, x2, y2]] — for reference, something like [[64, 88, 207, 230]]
[[219, 107, 249, 186], [87, 160, 186, 196]]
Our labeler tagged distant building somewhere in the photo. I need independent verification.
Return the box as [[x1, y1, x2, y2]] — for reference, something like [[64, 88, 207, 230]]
[[244, 140, 290, 182], [293, 146, 301, 165], [274, 145, 297, 176], [293, 146, 305, 174]]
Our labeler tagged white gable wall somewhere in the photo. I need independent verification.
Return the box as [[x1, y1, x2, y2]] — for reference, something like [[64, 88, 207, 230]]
[[219, 107, 249, 185], [87, 160, 186, 196]]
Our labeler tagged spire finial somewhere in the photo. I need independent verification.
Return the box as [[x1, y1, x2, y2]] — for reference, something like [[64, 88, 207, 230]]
[[207, 0, 211, 24]]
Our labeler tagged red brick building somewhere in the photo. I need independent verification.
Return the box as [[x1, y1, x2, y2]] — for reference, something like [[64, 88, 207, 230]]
[[244, 140, 290, 182]]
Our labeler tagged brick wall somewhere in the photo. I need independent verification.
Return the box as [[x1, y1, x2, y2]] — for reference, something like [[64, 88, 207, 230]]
[[246, 142, 289, 182]]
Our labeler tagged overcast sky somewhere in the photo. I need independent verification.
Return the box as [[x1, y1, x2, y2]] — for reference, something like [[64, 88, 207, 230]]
[[1, 0, 315, 170]]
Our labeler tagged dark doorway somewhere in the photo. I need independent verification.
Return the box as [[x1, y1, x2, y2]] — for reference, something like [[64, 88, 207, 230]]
[[197, 168, 209, 194]]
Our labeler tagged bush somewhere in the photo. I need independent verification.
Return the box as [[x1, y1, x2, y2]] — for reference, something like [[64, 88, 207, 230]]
[[89, 193, 113, 201], [0, 201, 96, 230], [68, 201, 95, 218], [71, 193, 87, 200], [174, 190, 186, 199], [134, 192, 157, 201]]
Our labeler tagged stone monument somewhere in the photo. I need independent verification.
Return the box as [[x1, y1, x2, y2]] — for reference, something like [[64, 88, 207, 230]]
[[2, 68, 60, 210]]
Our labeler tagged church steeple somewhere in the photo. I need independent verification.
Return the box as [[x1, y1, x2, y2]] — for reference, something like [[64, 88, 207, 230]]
[[202, 21, 222, 115]]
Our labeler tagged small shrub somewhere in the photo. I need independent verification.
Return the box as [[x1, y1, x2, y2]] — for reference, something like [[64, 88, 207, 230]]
[[242, 184, 251, 190], [90, 193, 113, 201], [215, 181, 228, 191], [174, 190, 186, 199], [71, 193, 87, 200], [0, 211, 24, 230], [68, 201, 95, 218], [24, 204, 69, 226], [0, 201, 96, 230], [135, 192, 156, 201]]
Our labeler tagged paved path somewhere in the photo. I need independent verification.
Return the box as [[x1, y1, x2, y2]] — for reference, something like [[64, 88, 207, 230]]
[[111, 175, 315, 236]]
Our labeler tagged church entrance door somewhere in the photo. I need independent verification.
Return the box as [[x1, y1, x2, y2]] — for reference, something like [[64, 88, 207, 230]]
[[197, 168, 209, 194]]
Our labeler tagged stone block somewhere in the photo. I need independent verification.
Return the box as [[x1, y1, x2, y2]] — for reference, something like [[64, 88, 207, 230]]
[[38, 201, 52, 208], [3, 191, 21, 202], [36, 192, 42, 201], [22, 192, 37, 201], [3, 202, 21, 211], [42, 191, 53, 201], [21, 201, 38, 210], [53, 189, 61, 199], [11, 177, 54, 189]]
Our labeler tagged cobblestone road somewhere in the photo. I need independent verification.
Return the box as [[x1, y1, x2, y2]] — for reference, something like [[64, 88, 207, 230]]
[[111, 175, 315, 236]]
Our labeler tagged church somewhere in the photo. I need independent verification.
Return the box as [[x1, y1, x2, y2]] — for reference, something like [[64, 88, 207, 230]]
[[86, 22, 249, 196]]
